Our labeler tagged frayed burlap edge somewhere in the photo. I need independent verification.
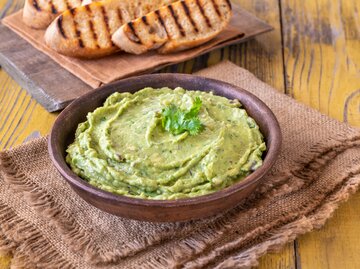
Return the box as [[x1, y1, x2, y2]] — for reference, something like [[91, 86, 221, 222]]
[[0, 133, 359, 268], [0, 202, 74, 269], [214, 172, 360, 269], [139, 136, 360, 269]]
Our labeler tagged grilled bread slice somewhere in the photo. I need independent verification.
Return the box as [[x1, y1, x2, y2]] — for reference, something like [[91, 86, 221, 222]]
[[23, 0, 92, 29], [44, 0, 176, 58], [111, 0, 232, 54]]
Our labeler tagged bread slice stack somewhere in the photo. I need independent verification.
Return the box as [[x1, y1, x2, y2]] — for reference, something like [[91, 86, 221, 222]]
[[112, 0, 232, 54], [44, 0, 175, 58], [22, 0, 232, 58]]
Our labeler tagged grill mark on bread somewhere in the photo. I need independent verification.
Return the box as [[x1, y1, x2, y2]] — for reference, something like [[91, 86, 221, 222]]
[[130, 4, 137, 21], [127, 22, 142, 44], [69, 7, 75, 15], [89, 20, 100, 48], [32, 0, 41, 11], [85, 5, 100, 49], [116, 8, 123, 24], [155, 10, 170, 38], [78, 37, 84, 47], [50, 2, 57, 14], [57, 15, 67, 38], [195, 0, 212, 28], [68, 8, 84, 48], [84, 5, 91, 13], [180, 1, 199, 33], [75, 26, 84, 48], [65, 0, 72, 10], [101, 6, 110, 31], [225, 0, 231, 9], [48, 0, 181, 57], [141, 16, 149, 26], [168, 4, 185, 37], [209, 0, 221, 18], [100, 6, 115, 46]]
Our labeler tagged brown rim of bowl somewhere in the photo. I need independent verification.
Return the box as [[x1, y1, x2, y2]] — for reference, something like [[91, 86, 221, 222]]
[[49, 73, 281, 208]]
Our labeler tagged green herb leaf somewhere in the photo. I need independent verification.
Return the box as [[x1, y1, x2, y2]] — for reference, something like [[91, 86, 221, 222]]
[[161, 97, 203, 136]]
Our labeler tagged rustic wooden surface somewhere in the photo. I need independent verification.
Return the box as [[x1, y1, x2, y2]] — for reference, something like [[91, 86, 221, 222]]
[[0, 24, 93, 112], [0, 5, 271, 112], [0, 0, 359, 268]]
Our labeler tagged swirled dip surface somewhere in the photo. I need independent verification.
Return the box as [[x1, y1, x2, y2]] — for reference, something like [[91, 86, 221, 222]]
[[66, 87, 266, 199]]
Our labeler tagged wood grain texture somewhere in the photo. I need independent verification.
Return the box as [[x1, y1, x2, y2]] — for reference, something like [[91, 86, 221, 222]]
[[0, 71, 57, 150], [0, 255, 10, 269], [281, 0, 360, 268], [281, 0, 360, 126], [297, 192, 360, 269], [257, 243, 296, 269], [298, 192, 360, 269]]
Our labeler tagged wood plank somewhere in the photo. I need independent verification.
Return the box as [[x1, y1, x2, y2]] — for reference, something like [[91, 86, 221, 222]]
[[258, 243, 296, 269], [281, 0, 360, 125], [228, 0, 286, 92], [224, 1, 296, 268], [296, 192, 360, 269], [0, 254, 10, 269], [0, 71, 57, 149], [280, 0, 360, 268]]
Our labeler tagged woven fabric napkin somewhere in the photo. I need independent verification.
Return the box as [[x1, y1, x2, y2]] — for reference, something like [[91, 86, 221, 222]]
[[1, 61, 360, 269], [1, 4, 270, 88]]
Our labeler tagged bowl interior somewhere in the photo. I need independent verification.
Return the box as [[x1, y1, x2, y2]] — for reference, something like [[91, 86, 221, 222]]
[[49, 73, 281, 208]]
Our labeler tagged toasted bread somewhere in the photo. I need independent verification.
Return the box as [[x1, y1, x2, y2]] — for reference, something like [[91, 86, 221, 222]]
[[22, 0, 92, 29], [111, 0, 232, 54], [44, 0, 176, 58]]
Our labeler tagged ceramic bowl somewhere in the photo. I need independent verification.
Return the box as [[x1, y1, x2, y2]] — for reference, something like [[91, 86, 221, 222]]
[[48, 74, 281, 222]]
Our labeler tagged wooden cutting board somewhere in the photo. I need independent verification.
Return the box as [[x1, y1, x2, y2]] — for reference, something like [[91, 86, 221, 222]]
[[0, 8, 272, 112], [0, 24, 93, 112]]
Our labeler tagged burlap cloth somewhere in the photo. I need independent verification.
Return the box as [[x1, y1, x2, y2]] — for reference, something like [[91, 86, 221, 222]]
[[1, 61, 360, 269], [1, 4, 270, 88]]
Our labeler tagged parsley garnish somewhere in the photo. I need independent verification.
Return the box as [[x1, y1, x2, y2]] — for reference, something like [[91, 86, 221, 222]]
[[161, 97, 203, 136]]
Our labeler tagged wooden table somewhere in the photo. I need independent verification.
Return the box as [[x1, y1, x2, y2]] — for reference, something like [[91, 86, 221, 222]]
[[0, 0, 359, 268]]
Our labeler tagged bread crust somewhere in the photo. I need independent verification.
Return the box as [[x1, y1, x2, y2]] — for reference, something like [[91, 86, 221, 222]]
[[45, 14, 119, 59], [158, 35, 216, 54], [111, 27, 150, 55], [23, 0, 58, 29]]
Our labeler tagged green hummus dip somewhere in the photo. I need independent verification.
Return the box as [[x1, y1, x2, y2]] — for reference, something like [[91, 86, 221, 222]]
[[66, 87, 266, 200]]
